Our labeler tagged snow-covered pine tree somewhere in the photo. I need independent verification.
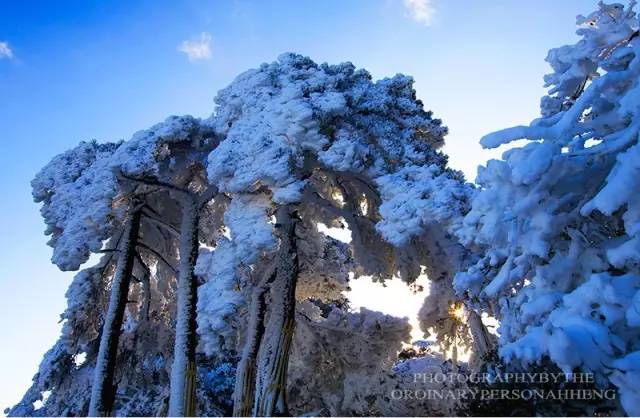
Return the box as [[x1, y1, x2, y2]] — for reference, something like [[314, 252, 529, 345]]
[[455, 2, 640, 415], [16, 116, 221, 416], [196, 53, 474, 416], [108, 115, 220, 416], [9, 181, 182, 416], [88, 206, 143, 416], [17, 54, 483, 417], [26, 139, 143, 416]]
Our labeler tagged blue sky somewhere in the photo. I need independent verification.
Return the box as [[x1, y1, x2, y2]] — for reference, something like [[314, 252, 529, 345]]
[[0, 0, 596, 411]]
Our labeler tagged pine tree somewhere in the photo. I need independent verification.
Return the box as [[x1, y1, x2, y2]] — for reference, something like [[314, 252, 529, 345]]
[[16, 54, 478, 417], [199, 53, 473, 416], [455, 2, 640, 415]]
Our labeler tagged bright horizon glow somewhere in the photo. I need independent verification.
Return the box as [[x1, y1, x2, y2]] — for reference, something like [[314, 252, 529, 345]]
[[0, 0, 598, 412], [348, 275, 429, 343]]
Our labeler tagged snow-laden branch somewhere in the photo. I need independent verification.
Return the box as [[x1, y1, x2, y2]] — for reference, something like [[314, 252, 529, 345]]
[[455, 3, 640, 414]]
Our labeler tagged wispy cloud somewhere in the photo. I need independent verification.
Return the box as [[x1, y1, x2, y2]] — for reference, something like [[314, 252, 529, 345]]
[[178, 32, 212, 62], [0, 41, 13, 59], [403, 0, 435, 26]]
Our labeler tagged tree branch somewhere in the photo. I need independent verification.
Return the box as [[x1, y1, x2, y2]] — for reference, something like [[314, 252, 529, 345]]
[[304, 189, 352, 220], [96, 248, 122, 254], [339, 171, 381, 200], [135, 252, 152, 276], [135, 253, 152, 323], [198, 185, 219, 209], [118, 172, 191, 196], [141, 209, 181, 238], [136, 242, 177, 275]]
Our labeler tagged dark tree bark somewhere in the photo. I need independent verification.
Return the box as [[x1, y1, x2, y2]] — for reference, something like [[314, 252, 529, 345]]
[[89, 208, 142, 416]]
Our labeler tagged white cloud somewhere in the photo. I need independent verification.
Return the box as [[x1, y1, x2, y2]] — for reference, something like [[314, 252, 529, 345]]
[[178, 32, 212, 62], [0, 41, 13, 59], [403, 0, 435, 26]]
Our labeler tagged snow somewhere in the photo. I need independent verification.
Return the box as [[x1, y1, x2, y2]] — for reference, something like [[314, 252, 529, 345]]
[[60, 265, 105, 353], [316, 221, 351, 243], [25, 9, 640, 411], [206, 53, 455, 214], [610, 350, 640, 416], [196, 194, 277, 355], [492, 248, 616, 375], [31, 141, 121, 271], [454, 3, 640, 414], [375, 164, 472, 246], [582, 141, 640, 217], [112, 115, 204, 177], [74, 352, 87, 368]]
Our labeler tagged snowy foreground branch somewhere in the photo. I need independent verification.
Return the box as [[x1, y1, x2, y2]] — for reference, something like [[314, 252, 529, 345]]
[[456, 2, 640, 415]]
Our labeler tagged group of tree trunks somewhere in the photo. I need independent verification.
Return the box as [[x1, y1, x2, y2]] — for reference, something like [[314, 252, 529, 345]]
[[88, 190, 302, 417]]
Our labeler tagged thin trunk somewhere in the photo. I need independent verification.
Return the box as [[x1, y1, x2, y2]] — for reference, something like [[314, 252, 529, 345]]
[[468, 310, 494, 363], [452, 329, 459, 373], [89, 209, 142, 417], [232, 264, 277, 417], [139, 271, 151, 323], [254, 206, 299, 417], [135, 254, 151, 325], [168, 196, 200, 417]]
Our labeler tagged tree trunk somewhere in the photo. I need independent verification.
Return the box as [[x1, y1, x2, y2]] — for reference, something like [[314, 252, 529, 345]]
[[254, 206, 299, 417], [232, 264, 277, 417], [452, 329, 459, 373], [468, 310, 494, 364], [135, 254, 151, 325], [89, 209, 142, 417], [139, 270, 151, 323], [168, 196, 200, 417]]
